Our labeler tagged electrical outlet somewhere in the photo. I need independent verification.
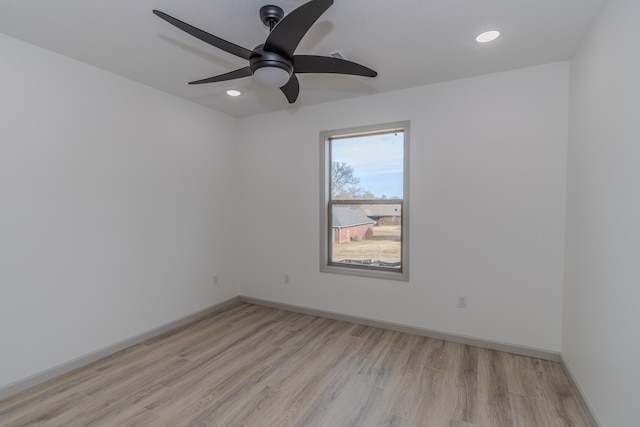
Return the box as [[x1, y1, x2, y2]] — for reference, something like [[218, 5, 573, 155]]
[[457, 295, 468, 308], [284, 274, 290, 284], [213, 275, 218, 285]]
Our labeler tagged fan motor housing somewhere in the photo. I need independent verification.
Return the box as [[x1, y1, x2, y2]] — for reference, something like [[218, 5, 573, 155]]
[[250, 45, 293, 77]]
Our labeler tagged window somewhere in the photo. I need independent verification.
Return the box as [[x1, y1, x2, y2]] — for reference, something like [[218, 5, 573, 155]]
[[320, 121, 409, 281]]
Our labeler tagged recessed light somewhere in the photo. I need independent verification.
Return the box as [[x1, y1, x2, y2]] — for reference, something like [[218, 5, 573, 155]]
[[475, 30, 500, 43], [226, 89, 242, 97]]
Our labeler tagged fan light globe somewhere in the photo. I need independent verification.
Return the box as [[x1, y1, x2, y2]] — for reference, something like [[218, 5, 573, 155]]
[[253, 66, 291, 87]]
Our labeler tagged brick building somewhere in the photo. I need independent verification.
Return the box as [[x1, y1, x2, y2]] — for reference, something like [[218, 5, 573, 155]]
[[332, 207, 375, 243]]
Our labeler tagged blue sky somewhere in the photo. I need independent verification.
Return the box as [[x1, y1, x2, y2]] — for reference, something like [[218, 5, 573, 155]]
[[332, 131, 404, 198]]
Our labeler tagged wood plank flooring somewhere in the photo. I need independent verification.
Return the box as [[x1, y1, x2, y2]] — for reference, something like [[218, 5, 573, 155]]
[[0, 303, 592, 426]]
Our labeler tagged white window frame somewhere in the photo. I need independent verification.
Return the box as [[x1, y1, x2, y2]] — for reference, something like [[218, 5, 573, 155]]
[[320, 121, 410, 281]]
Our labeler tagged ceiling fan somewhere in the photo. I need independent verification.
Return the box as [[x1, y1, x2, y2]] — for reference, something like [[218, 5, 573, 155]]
[[153, 0, 377, 103]]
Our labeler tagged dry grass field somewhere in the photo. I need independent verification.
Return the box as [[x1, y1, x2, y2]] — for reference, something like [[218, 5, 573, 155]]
[[332, 225, 401, 264]]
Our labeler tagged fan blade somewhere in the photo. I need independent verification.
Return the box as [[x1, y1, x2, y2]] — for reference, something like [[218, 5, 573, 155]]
[[264, 0, 333, 58], [293, 55, 377, 77], [280, 74, 300, 103], [153, 10, 254, 60], [188, 67, 252, 85]]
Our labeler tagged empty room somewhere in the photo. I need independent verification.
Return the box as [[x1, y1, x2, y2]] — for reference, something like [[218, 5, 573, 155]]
[[1, 0, 638, 426]]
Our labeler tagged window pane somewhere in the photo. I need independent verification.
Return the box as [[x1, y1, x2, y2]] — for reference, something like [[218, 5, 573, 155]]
[[330, 131, 404, 200], [321, 121, 409, 281], [330, 203, 402, 269]]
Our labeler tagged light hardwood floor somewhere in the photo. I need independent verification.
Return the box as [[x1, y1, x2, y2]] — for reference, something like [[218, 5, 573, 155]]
[[0, 303, 592, 426]]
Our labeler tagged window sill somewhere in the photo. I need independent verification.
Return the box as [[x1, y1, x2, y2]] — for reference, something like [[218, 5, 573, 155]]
[[320, 264, 409, 282]]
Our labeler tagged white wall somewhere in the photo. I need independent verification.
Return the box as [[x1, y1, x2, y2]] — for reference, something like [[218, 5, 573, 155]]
[[564, 0, 640, 425], [0, 29, 576, 397], [236, 62, 569, 352], [0, 34, 238, 390]]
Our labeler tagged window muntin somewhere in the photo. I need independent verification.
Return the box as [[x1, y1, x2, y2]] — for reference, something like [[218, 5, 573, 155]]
[[320, 122, 409, 281]]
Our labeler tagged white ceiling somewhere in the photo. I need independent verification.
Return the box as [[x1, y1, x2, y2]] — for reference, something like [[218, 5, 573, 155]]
[[0, 0, 605, 117]]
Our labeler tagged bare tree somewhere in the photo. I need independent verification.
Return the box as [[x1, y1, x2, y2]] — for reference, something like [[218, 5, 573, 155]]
[[331, 162, 373, 199]]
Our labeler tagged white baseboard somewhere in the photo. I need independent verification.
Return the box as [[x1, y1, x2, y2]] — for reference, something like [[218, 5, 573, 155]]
[[240, 296, 561, 362], [0, 297, 241, 401], [559, 354, 603, 427]]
